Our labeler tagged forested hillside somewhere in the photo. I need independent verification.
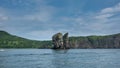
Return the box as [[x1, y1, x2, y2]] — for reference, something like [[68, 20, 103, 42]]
[[0, 31, 52, 48]]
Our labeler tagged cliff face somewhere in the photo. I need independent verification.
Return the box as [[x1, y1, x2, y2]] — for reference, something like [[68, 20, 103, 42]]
[[69, 33, 120, 48]]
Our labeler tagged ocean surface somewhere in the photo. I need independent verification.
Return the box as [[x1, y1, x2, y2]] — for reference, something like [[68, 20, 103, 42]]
[[0, 49, 120, 68]]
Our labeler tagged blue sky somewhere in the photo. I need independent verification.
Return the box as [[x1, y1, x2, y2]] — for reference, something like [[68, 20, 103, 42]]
[[0, 0, 120, 40]]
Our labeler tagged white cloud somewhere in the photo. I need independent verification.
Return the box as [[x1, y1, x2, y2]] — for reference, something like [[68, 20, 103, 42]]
[[97, 3, 120, 19], [101, 3, 120, 14], [94, 3, 120, 19], [101, 8, 113, 14], [95, 14, 114, 19]]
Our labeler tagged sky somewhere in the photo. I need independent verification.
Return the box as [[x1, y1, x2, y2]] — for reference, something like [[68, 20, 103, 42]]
[[0, 0, 120, 40]]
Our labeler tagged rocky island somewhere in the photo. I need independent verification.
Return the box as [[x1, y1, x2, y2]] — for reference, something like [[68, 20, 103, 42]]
[[52, 32, 69, 49]]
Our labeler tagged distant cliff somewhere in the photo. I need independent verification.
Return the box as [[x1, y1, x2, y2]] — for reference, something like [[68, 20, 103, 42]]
[[0, 30, 120, 48], [69, 33, 120, 48]]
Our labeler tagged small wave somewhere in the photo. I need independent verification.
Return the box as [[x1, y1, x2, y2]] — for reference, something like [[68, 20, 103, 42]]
[[0, 53, 53, 57], [14, 54, 34, 56], [42, 53, 52, 55], [8, 53, 52, 57], [20, 53, 51, 56]]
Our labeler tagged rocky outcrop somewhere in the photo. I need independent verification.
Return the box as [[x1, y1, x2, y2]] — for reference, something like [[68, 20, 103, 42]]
[[52, 32, 69, 49], [52, 33, 63, 49]]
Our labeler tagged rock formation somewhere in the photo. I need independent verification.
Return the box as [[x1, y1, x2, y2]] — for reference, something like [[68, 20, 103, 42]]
[[52, 32, 69, 49], [52, 32, 63, 49], [63, 33, 69, 49]]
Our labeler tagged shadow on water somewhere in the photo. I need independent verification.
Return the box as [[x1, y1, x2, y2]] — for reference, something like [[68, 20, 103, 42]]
[[52, 49, 69, 54]]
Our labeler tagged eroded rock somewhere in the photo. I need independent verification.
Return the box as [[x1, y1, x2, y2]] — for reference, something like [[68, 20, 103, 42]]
[[52, 32, 69, 49], [52, 32, 63, 49], [63, 33, 69, 49]]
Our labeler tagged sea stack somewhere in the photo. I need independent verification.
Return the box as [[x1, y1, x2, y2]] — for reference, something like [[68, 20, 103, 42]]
[[63, 32, 69, 49], [52, 32, 69, 49]]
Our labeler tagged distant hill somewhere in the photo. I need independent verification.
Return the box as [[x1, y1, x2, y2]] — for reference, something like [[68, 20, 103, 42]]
[[0, 31, 52, 48], [0, 30, 120, 48]]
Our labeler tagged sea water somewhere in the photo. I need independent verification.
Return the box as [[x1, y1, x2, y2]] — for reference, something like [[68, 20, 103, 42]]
[[0, 49, 120, 68]]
